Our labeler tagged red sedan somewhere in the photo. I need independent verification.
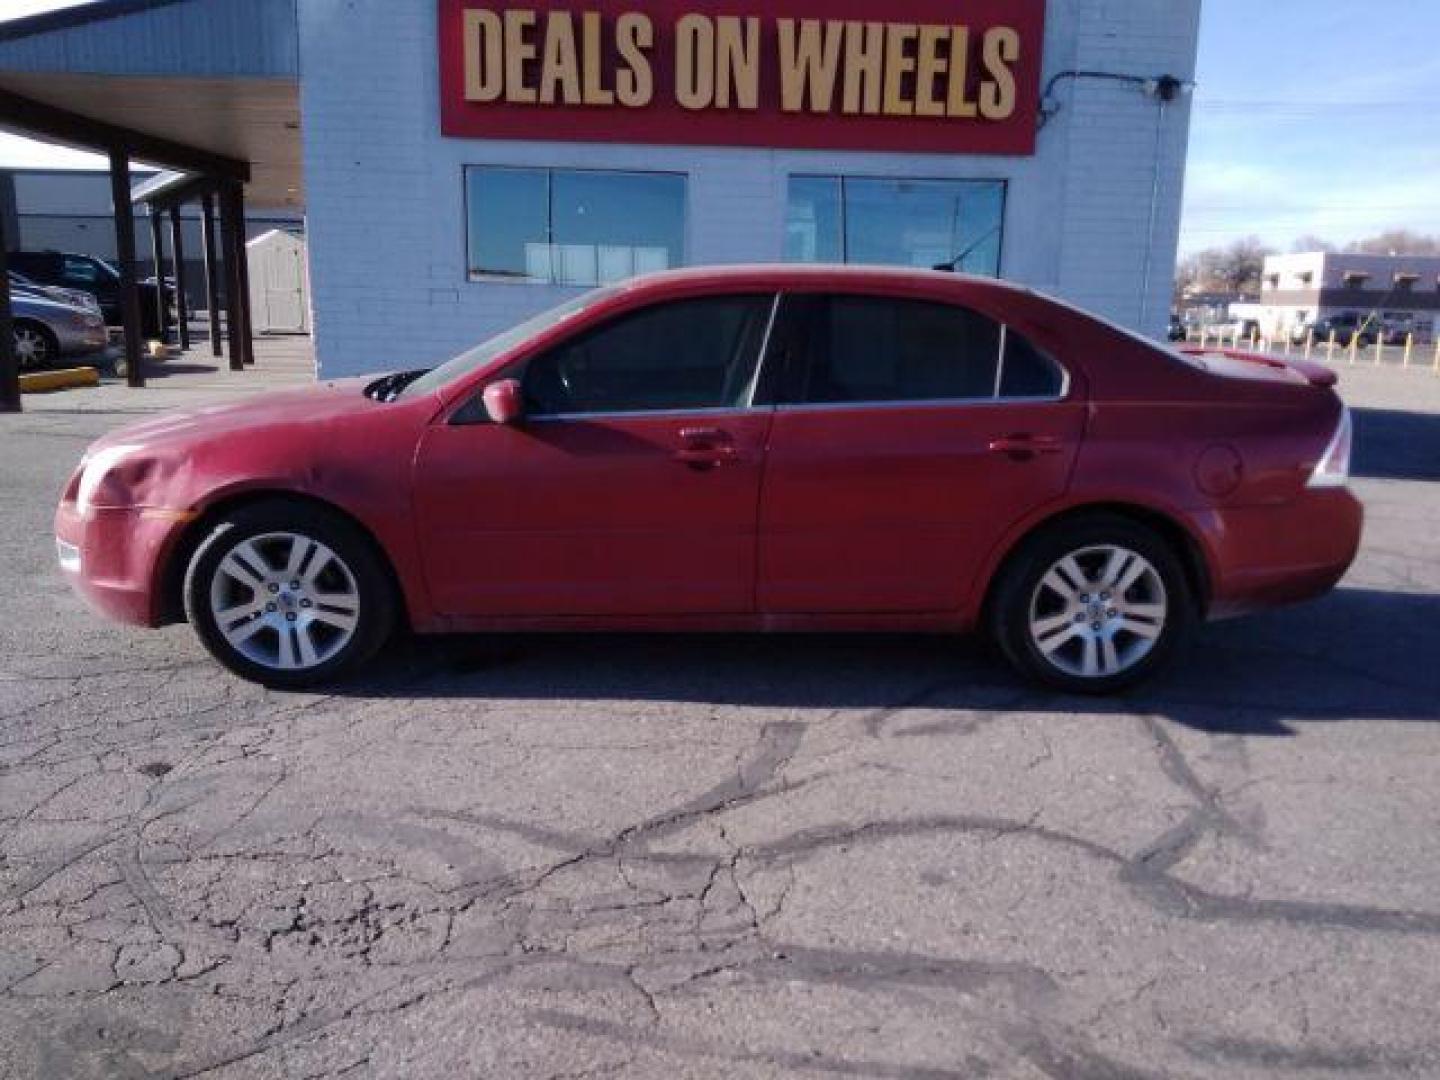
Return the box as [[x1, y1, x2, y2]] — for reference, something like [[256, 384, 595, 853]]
[[55, 266, 1361, 693]]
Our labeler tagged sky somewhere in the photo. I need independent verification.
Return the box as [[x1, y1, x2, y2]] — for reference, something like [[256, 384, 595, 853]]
[[2, 0, 1439, 255], [1181, 0, 1440, 253]]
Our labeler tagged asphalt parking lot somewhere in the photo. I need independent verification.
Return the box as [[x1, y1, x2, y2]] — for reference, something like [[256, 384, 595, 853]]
[[2, 351, 1439, 1079]]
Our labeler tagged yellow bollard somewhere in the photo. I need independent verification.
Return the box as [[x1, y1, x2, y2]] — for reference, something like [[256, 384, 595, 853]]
[[1376, 335, 1385, 366], [1404, 333, 1414, 368], [1250, 328, 1260, 351], [1327, 330, 1337, 362], [1349, 333, 1359, 364], [1304, 329, 1314, 362]]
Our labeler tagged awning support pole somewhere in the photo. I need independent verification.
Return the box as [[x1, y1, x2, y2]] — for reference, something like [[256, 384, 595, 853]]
[[168, 205, 190, 350], [110, 148, 145, 388], [218, 183, 246, 372], [147, 205, 168, 343], [0, 220, 19, 413], [200, 193, 222, 357], [234, 186, 255, 366]]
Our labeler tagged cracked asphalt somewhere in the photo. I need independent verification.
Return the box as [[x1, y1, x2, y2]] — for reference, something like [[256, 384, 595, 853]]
[[2, 354, 1439, 1079]]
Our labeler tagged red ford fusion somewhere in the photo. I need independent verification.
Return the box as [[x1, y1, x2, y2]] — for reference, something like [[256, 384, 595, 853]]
[[55, 266, 1361, 693]]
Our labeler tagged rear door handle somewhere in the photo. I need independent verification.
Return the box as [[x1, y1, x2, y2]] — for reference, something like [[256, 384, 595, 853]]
[[674, 427, 740, 470], [989, 433, 1065, 460]]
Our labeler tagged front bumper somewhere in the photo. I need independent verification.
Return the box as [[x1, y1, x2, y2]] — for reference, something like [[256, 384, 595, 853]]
[[56, 319, 110, 355], [54, 502, 188, 627], [1203, 487, 1364, 619]]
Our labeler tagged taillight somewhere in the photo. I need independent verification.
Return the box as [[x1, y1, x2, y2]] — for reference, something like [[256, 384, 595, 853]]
[[61, 468, 82, 505], [1307, 408, 1352, 489]]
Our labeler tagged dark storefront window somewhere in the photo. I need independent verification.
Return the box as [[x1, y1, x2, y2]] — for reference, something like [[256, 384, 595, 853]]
[[466, 166, 686, 286], [784, 176, 1005, 276]]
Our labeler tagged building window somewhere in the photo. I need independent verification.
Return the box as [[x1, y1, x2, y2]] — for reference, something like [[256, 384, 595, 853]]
[[465, 167, 686, 286], [784, 177, 1005, 275]]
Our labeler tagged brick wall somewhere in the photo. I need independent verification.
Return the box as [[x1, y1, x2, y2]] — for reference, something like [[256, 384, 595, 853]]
[[298, 0, 1200, 378]]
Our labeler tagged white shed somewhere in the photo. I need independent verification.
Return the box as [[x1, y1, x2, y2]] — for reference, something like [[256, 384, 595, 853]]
[[246, 229, 310, 334]]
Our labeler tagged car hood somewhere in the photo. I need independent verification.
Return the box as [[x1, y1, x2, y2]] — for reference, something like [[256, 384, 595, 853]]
[[85, 377, 397, 459], [14, 293, 86, 317]]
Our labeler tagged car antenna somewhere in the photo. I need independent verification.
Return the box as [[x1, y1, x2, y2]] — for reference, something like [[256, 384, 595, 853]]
[[933, 225, 1003, 273]]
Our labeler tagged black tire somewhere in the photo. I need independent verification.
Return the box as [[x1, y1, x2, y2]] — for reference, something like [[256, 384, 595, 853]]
[[183, 500, 397, 689], [989, 514, 1194, 695], [13, 320, 58, 371]]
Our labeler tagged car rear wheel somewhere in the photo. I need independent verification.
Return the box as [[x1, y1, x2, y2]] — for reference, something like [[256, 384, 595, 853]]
[[990, 515, 1193, 694], [183, 501, 396, 688], [14, 321, 57, 370]]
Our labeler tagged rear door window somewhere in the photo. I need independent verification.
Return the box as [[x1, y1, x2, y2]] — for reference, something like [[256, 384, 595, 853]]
[[769, 294, 1062, 406]]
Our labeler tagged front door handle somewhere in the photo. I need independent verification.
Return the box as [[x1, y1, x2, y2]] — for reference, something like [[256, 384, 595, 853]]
[[674, 427, 739, 470], [989, 433, 1065, 461]]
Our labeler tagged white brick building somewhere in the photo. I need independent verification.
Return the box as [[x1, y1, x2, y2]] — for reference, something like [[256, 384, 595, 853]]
[[299, 0, 1200, 378], [1, 0, 1201, 381]]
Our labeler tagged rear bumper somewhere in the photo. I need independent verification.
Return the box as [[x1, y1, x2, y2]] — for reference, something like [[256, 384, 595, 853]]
[[1203, 487, 1364, 619], [54, 503, 186, 627]]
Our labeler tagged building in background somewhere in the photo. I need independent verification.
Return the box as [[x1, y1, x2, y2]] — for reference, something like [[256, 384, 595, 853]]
[[1, 0, 1202, 381], [0, 167, 300, 310], [1259, 252, 1440, 344]]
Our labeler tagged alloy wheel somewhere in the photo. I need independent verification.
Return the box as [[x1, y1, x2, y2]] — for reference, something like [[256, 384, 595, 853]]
[[208, 531, 362, 672], [1026, 544, 1168, 680], [14, 326, 51, 370]]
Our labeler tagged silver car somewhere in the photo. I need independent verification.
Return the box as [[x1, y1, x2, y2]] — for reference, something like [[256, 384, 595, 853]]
[[10, 270, 102, 315], [10, 290, 109, 369]]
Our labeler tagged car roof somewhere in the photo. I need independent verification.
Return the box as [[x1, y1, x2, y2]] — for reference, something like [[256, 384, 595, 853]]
[[612, 263, 1037, 301]]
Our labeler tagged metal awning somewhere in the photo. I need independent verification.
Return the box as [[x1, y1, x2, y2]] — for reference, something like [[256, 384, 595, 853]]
[[0, 0, 301, 207], [0, 0, 300, 407]]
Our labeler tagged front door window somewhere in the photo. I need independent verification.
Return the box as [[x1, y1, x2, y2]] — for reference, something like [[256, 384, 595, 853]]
[[521, 295, 775, 416]]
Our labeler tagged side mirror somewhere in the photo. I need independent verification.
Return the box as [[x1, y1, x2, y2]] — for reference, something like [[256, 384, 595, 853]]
[[483, 378, 525, 425]]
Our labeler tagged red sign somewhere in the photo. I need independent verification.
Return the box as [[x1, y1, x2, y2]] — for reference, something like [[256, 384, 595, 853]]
[[439, 0, 1045, 156]]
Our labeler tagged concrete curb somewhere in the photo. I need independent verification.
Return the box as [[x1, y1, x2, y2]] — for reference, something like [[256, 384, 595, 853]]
[[19, 367, 101, 393]]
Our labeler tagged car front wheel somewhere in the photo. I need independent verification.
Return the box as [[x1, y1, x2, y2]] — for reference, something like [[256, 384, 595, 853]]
[[990, 515, 1193, 694], [183, 501, 396, 688]]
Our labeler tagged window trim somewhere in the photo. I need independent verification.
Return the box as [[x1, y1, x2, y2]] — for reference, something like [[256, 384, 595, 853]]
[[518, 291, 782, 422], [461, 164, 690, 287], [764, 291, 1070, 413]]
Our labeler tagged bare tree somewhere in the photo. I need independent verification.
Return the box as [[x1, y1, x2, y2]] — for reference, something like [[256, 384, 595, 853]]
[[1344, 230, 1440, 256], [1177, 236, 1274, 296]]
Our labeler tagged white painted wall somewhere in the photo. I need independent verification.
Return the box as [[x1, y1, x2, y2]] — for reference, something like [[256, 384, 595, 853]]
[[298, 0, 1200, 378]]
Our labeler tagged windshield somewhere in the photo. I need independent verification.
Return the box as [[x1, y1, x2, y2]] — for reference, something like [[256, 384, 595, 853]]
[[399, 288, 619, 400]]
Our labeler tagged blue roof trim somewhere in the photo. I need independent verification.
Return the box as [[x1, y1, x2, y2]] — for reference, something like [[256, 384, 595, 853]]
[[0, 0, 298, 78], [0, 0, 195, 43]]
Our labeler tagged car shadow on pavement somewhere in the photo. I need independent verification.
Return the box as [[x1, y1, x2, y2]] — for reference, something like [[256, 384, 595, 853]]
[[1352, 407, 1440, 481], [340, 586, 1440, 736]]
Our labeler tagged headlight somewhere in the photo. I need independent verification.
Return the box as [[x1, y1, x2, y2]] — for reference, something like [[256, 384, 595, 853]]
[[76, 444, 142, 514]]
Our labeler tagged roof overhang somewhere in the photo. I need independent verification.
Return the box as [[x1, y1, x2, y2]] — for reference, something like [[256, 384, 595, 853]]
[[0, 0, 301, 207]]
